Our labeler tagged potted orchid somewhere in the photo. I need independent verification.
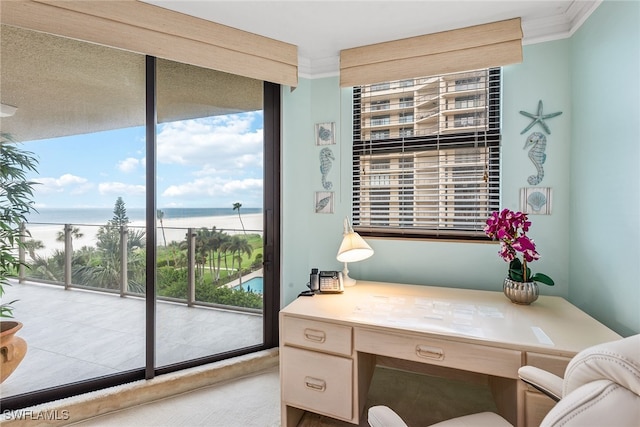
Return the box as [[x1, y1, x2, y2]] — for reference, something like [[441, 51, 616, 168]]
[[485, 209, 553, 303]]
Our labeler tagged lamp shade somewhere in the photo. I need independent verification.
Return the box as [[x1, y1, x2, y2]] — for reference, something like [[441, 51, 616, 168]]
[[337, 231, 374, 263], [336, 219, 373, 262], [336, 218, 374, 287]]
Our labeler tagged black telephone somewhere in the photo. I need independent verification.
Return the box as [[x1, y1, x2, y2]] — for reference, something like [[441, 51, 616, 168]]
[[305, 269, 344, 296], [318, 270, 344, 293]]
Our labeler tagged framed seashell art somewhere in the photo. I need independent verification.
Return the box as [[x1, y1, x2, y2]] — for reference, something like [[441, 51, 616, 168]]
[[315, 122, 335, 145], [520, 187, 552, 215], [315, 191, 334, 214]]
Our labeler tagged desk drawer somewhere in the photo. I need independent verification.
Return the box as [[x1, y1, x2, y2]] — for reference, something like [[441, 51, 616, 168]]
[[281, 346, 353, 421], [282, 316, 352, 356], [355, 328, 521, 379], [525, 352, 571, 378], [524, 388, 555, 427]]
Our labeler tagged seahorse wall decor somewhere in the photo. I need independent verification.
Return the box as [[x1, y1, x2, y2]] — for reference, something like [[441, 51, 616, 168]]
[[524, 132, 547, 185], [519, 100, 563, 186], [319, 147, 334, 190]]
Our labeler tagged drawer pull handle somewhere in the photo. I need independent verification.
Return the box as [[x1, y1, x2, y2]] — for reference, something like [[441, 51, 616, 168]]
[[304, 376, 326, 392], [304, 328, 326, 343], [416, 345, 445, 360]]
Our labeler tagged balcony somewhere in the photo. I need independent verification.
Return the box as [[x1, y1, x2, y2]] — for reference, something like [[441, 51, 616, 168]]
[[1, 220, 265, 400]]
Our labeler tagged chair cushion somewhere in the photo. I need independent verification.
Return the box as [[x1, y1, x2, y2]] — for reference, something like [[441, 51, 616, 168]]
[[563, 334, 640, 397], [429, 412, 512, 427], [368, 405, 408, 427], [541, 379, 640, 427], [368, 407, 511, 427]]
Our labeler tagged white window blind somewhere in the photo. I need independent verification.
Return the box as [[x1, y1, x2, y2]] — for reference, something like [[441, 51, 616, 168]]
[[352, 68, 501, 239]]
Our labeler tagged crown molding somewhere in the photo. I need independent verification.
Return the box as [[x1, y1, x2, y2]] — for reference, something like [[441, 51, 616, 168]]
[[297, 55, 339, 80], [301, 0, 602, 80], [523, 0, 601, 45]]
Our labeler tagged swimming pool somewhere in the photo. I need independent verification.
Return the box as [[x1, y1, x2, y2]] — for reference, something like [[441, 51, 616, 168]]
[[233, 277, 263, 294]]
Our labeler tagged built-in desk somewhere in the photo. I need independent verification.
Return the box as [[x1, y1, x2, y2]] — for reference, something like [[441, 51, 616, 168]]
[[279, 281, 621, 427]]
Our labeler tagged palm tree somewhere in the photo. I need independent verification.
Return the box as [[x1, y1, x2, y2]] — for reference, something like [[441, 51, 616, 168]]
[[232, 202, 246, 234], [227, 235, 253, 283], [56, 226, 83, 242], [157, 209, 166, 247], [29, 251, 62, 282], [215, 231, 231, 281], [167, 240, 182, 268], [219, 236, 235, 280], [23, 239, 44, 262], [194, 227, 214, 280], [56, 226, 83, 256]]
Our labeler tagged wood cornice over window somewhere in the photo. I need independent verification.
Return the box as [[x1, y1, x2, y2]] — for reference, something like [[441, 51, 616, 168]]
[[1, 0, 298, 87], [340, 18, 522, 87]]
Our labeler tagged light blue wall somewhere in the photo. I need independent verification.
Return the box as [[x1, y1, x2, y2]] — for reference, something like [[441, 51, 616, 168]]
[[282, 75, 519, 303], [568, 0, 640, 336], [502, 39, 573, 299], [281, 1, 639, 336], [281, 78, 348, 299]]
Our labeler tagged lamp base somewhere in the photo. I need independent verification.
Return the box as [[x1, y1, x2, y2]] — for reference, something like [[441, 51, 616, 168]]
[[342, 262, 357, 287]]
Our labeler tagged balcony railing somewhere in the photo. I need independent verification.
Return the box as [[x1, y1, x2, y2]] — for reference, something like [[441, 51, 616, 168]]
[[18, 222, 264, 313], [3, 221, 266, 400]]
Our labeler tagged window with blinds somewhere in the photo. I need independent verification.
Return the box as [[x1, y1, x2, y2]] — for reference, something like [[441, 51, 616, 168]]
[[352, 68, 501, 239]]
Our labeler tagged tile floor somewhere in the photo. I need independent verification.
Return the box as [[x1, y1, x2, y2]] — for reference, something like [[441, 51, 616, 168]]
[[1, 281, 263, 398]]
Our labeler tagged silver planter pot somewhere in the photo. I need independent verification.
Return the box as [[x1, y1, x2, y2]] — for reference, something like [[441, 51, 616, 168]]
[[503, 277, 539, 305]]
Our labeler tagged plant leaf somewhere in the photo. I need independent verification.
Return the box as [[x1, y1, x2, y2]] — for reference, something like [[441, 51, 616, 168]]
[[509, 267, 524, 282], [531, 273, 554, 286]]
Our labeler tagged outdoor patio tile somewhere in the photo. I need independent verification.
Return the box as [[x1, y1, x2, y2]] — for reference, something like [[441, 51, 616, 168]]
[[1, 281, 264, 398]]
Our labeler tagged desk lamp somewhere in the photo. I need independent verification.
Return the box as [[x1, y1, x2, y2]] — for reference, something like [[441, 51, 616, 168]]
[[336, 217, 374, 286]]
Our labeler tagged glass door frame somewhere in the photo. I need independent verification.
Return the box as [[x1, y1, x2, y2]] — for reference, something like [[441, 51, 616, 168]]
[[2, 56, 281, 411]]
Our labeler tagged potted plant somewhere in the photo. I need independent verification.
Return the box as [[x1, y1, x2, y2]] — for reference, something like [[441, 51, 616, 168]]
[[0, 132, 39, 382], [484, 208, 554, 304]]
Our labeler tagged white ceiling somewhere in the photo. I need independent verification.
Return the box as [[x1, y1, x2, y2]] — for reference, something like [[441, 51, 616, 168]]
[[143, 0, 601, 77]]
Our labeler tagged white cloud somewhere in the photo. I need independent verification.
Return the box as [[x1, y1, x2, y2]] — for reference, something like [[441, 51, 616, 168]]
[[157, 113, 263, 173], [117, 157, 141, 173], [98, 182, 146, 196], [34, 174, 91, 195], [162, 177, 262, 198]]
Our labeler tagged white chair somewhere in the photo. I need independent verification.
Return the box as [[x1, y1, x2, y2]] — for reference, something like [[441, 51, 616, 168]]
[[368, 334, 640, 427]]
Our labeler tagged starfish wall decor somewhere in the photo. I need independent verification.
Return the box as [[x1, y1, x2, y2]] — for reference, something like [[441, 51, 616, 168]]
[[519, 100, 562, 134]]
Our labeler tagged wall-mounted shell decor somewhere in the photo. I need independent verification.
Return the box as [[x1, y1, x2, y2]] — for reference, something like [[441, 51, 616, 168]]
[[520, 187, 552, 215], [315, 191, 334, 214]]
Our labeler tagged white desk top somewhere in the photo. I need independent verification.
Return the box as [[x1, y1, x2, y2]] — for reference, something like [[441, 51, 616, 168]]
[[281, 281, 622, 357]]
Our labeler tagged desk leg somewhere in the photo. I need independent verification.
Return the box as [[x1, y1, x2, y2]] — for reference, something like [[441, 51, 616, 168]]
[[356, 352, 376, 421], [281, 404, 304, 427], [488, 376, 519, 426]]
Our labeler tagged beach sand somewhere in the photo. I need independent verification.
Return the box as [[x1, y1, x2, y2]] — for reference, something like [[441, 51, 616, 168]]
[[23, 213, 263, 258]]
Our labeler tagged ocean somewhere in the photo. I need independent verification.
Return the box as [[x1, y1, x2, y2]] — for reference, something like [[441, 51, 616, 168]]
[[26, 207, 263, 226], [22, 207, 263, 257]]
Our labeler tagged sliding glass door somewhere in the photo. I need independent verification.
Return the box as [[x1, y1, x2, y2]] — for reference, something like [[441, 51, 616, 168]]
[[154, 59, 266, 367], [1, 24, 279, 410]]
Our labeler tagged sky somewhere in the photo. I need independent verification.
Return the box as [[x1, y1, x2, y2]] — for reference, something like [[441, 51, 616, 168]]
[[22, 112, 264, 210]]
